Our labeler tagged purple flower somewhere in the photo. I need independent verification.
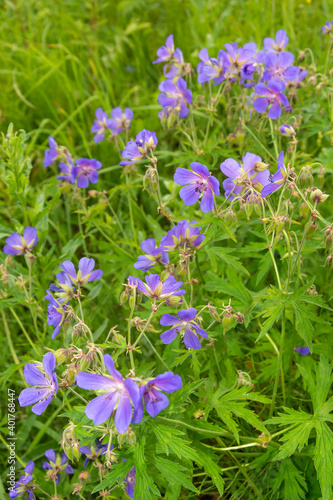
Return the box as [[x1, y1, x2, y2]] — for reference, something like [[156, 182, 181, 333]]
[[75, 158, 102, 188], [43, 449, 74, 484], [222, 42, 256, 80], [261, 151, 287, 197], [3, 227, 38, 255], [132, 371, 182, 422], [280, 124, 295, 137], [91, 108, 113, 143], [76, 354, 139, 432], [49, 271, 75, 302], [60, 257, 103, 286], [322, 21, 333, 34], [45, 290, 68, 339], [161, 220, 205, 250], [57, 155, 77, 184], [163, 48, 184, 79], [80, 440, 109, 467], [18, 353, 58, 415], [9, 461, 35, 499], [197, 48, 225, 85], [158, 78, 192, 118], [263, 52, 299, 84], [44, 136, 59, 167], [108, 107, 133, 135], [126, 466, 136, 498], [220, 152, 270, 200], [119, 130, 158, 166], [134, 238, 169, 272], [153, 35, 175, 64], [174, 163, 220, 212], [253, 80, 289, 119], [288, 68, 308, 86], [294, 346, 311, 356], [128, 274, 186, 300], [160, 308, 208, 349], [264, 30, 289, 53]]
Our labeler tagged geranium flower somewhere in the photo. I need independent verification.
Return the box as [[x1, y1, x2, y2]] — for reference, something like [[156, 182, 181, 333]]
[[174, 163, 220, 212], [57, 155, 77, 184], [263, 30, 289, 53], [261, 151, 287, 197], [263, 52, 299, 83], [294, 346, 310, 356], [18, 353, 58, 415], [60, 257, 103, 286], [49, 271, 75, 302], [153, 34, 175, 64], [280, 124, 296, 137], [222, 42, 256, 80], [44, 136, 59, 167], [45, 290, 69, 339], [220, 152, 270, 200], [160, 308, 208, 349], [91, 108, 113, 143], [125, 466, 136, 498], [253, 80, 289, 119], [75, 158, 102, 188], [132, 371, 182, 421], [161, 220, 205, 250], [119, 130, 158, 166], [197, 49, 225, 85], [158, 78, 192, 118], [134, 238, 169, 272], [80, 440, 109, 467], [108, 107, 133, 135], [43, 449, 74, 484], [321, 21, 333, 35], [3, 227, 38, 255], [76, 354, 139, 432], [9, 461, 35, 499], [128, 274, 186, 300]]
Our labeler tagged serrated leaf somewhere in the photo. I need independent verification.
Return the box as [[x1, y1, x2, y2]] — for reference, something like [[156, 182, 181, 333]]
[[273, 458, 307, 500], [147, 420, 200, 463], [153, 456, 199, 493], [92, 459, 133, 493]]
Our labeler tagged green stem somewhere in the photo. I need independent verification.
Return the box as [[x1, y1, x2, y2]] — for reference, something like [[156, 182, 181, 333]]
[[157, 416, 228, 436], [269, 118, 279, 160], [202, 442, 261, 451], [132, 310, 155, 348], [269, 309, 286, 418], [94, 223, 133, 259], [67, 386, 88, 404], [187, 259, 193, 306], [9, 307, 38, 354], [127, 289, 136, 371], [142, 331, 170, 370], [242, 122, 276, 162], [125, 172, 137, 245], [2, 311, 24, 380]]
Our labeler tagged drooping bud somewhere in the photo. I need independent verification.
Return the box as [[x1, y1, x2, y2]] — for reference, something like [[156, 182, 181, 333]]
[[318, 167, 325, 188], [80, 350, 97, 371], [208, 304, 221, 323], [305, 219, 318, 239], [299, 202, 309, 219], [127, 430, 136, 444], [120, 291, 128, 305], [165, 295, 184, 307]]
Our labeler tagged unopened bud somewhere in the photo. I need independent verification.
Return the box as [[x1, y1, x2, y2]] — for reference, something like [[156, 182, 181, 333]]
[[253, 161, 269, 172], [88, 190, 99, 198], [165, 295, 184, 307], [208, 306, 221, 323], [127, 430, 136, 443], [305, 219, 318, 239], [117, 433, 127, 446], [128, 293, 136, 310], [222, 312, 234, 331], [80, 351, 97, 371], [120, 291, 128, 305], [299, 202, 309, 219], [325, 254, 333, 267]]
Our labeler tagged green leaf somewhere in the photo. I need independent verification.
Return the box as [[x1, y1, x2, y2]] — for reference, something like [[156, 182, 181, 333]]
[[153, 456, 199, 493], [256, 303, 284, 342], [204, 246, 250, 275], [147, 420, 201, 463], [273, 458, 307, 500], [92, 459, 134, 493]]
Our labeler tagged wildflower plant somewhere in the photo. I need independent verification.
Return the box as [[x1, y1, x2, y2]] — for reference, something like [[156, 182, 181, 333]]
[[2, 13, 333, 500]]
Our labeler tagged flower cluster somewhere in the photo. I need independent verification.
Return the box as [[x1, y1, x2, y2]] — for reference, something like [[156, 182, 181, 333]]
[[91, 107, 133, 143], [45, 258, 103, 338]]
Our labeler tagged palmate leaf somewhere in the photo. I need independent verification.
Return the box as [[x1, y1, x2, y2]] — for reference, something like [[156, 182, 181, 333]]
[[273, 458, 308, 500], [134, 433, 160, 500], [147, 420, 200, 463], [209, 385, 270, 443], [266, 356, 333, 500], [153, 456, 199, 494]]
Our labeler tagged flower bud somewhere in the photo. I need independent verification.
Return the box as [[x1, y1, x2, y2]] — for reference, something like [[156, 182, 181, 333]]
[[222, 312, 234, 331], [80, 351, 97, 371], [208, 305, 221, 323], [127, 430, 136, 443], [63, 363, 80, 385], [325, 225, 333, 251], [253, 161, 269, 172], [194, 409, 205, 419], [117, 433, 127, 446], [128, 293, 136, 310], [305, 219, 318, 239], [165, 295, 183, 307], [54, 348, 72, 365], [317, 166, 325, 188], [310, 188, 329, 204], [120, 291, 128, 305], [299, 202, 309, 219], [325, 254, 333, 267]]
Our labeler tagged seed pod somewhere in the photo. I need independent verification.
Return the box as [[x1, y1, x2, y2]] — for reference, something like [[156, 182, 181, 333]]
[[120, 291, 128, 305], [165, 295, 183, 307], [127, 430, 137, 444], [117, 433, 127, 446], [222, 312, 234, 330], [318, 167, 325, 188], [128, 293, 136, 310], [299, 202, 309, 219]]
